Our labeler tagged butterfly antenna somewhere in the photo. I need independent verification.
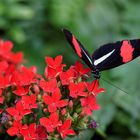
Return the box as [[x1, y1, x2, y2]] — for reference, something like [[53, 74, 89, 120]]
[[100, 77, 129, 95]]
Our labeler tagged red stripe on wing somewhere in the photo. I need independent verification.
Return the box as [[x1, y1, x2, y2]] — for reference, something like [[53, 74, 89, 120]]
[[120, 40, 134, 63], [72, 35, 82, 58]]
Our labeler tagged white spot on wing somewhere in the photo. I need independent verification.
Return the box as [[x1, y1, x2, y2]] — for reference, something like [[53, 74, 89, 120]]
[[94, 49, 115, 66], [81, 47, 93, 65]]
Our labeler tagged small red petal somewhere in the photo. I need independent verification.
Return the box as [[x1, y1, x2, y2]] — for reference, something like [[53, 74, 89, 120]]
[[0, 97, 4, 104], [61, 129, 75, 139], [6, 107, 17, 116], [45, 56, 54, 67], [50, 112, 59, 125], [48, 104, 57, 113], [10, 52, 23, 64], [52, 90, 61, 102], [59, 119, 71, 131], [7, 127, 19, 136], [36, 125, 48, 140], [43, 95, 53, 105], [82, 107, 92, 116], [0, 109, 2, 114], [55, 55, 62, 65], [3, 40, 13, 49], [0, 61, 8, 72], [57, 100, 68, 107], [40, 117, 50, 126]]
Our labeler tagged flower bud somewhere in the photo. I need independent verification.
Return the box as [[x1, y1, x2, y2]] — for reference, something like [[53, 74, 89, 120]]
[[33, 84, 40, 94], [43, 108, 48, 113], [89, 120, 98, 129], [68, 100, 73, 108], [61, 108, 66, 116]]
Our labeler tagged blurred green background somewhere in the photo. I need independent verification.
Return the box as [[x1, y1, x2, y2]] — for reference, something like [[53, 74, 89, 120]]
[[1, 0, 140, 140]]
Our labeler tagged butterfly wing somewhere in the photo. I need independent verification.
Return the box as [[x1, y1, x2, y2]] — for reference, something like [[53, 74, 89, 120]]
[[63, 29, 94, 71], [92, 39, 140, 71]]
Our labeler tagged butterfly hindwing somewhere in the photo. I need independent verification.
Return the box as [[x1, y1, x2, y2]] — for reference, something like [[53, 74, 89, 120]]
[[92, 39, 140, 71], [63, 29, 94, 70]]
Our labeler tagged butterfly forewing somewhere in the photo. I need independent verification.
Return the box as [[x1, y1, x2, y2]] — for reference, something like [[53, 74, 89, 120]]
[[63, 29, 95, 71], [92, 39, 140, 71]]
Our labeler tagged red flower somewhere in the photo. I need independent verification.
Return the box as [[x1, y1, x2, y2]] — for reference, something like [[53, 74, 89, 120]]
[[40, 78, 58, 93], [21, 123, 38, 140], [72, 61, 90, 76], [21, 94, 38, 110], [5, 64, 16, 75], [43, 89, 67, 113], [0, 40, 23, 64], [11, 66, 37, 86], [7, 121, 22, 136], [0, 37, 105, 139], [86, 80, 105, 96], [44, 55, 65, 78], [40, 112, 62, 133], [45, 55, 64, 69], [36, 125, 48, 140], [60, 68, 75, 85], [69, 82, 87, 98], [80, 95, 100, 115], [8, 52, 23, 64], [0, 40, 13, 58], [13, 86, 30, 96], [58, 119, 75, 139], [6, 101, 32, 121], [0, 75, 11, 88]]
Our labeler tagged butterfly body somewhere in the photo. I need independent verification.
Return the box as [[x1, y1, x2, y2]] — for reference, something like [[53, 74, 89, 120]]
[[63, 29, 140, 79]]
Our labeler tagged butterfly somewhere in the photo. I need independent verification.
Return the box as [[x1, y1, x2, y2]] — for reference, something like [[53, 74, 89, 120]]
[[63, 28, 140, 79]]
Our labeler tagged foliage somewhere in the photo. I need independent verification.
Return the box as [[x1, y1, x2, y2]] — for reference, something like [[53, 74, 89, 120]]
[[0, 0, 140, 140]]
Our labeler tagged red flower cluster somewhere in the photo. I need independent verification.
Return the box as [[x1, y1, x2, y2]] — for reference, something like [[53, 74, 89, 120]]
[[0, 39, 105, 140]]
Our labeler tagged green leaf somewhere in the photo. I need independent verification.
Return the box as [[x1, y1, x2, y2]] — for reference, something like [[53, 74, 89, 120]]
[[65, 129, 94, 140]]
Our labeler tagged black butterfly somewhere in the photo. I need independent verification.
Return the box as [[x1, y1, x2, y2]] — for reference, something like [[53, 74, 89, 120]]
[[63, 29, 140, 79]]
